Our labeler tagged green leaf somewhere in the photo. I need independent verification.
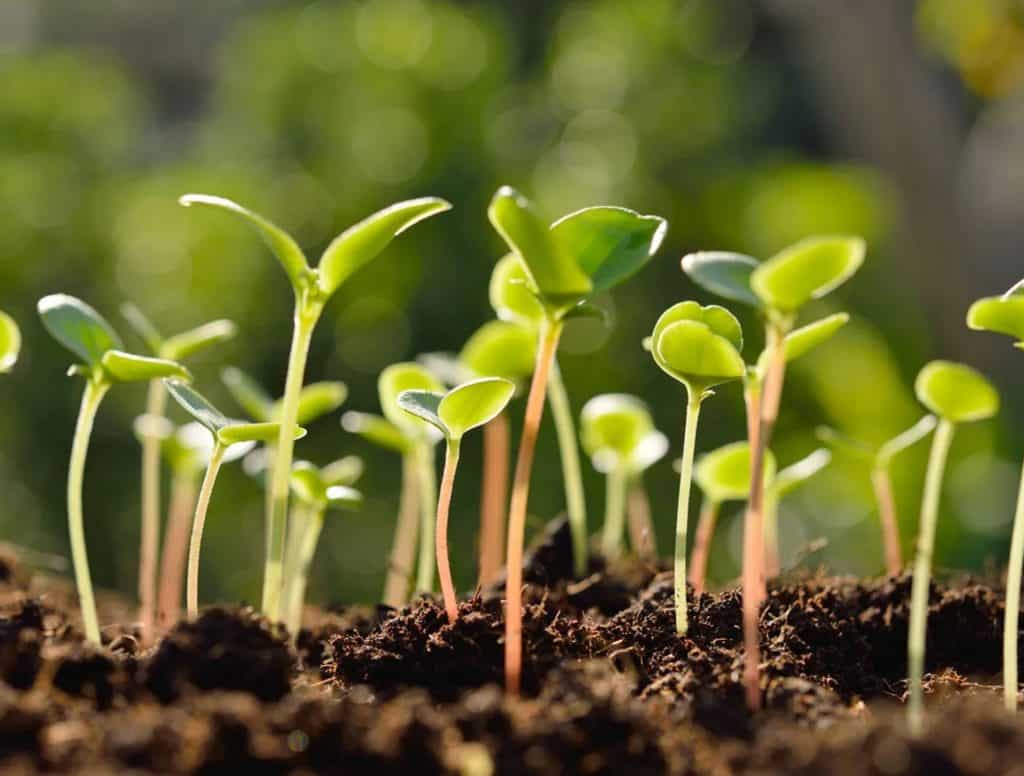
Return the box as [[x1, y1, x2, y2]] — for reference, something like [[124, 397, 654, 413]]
[[652, 301, 743, 351], [814, 426, 874, 463], [290, 460, 326, 504], [318, 197, 451, 297], [876, 414, 937, 468], [379, 362, 444, 440], [694, 441, 777, 504], [580, 393, 654, 472], [326, 485, 363, 511], [756, 313, 849, 375], [653, 320, 746, 392], [550, 206, 667, 294], [218, 421, 304, 447], [633, 430, 669, 472], [770, 449, 831, 499], [222, 367, 274, 422], [681, 251, 761, 308], [967, 295, 1024, 346], [438, 377, 515, 440], [460, 321, 536, 382], [179, 194, 310, 290], [102, 351, 192, 383], [558, 301, 608, 323], [120, 302, 163, 354], [341, 411, 411, 453], [487, 186, 592, 307], [161, 319, 237, 361], [0, 311, 21, 373], [914, 360, 999, 423], [38, 294, 122, 369], [489, 253, 545, 329], [750, 236, 865, 314], [322, 455, 364, 487], [164, 378, 229, 434], [273, 381, 347, 425], [396, 389, 446, 435]]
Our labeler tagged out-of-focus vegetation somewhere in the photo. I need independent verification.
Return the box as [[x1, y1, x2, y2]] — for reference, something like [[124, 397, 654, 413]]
[[1, 0, 1021, 606]]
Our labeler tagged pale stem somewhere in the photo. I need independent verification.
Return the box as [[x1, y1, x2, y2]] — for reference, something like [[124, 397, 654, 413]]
[[907, 418, 955, 735], [674, 395, 702, 635], [285, 504, 321, 639], [68, 378, 111, 645], [414, 442, 438, 594], [1004, 454, 1024, 712], [600, 466, 628, 561], [871, 466, 903, 576], [263, 442, 276, 557], [138, 378, 168, 646], [156, 470, 198, 631], [281, 505, 311, 629], [437, 439, 462, 622], [627, 474, 657, 561], [548, 360, 588, 577], [688, 498, 720, 599], [187, 443, 227, 619], [382, 453, 420, 607], [478, 412, 509, 587], [764, 491, 780, 579], [505, 319, 563, 695]]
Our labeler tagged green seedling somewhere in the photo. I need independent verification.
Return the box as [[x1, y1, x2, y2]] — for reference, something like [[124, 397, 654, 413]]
[[283, 457, 363, 638], [121, 303, 236, 644], [649, 301, 746, 634], [163, 379, 305, 618], [580, 394, 668, 562], [689, 442, 777, 598], [763, 449, 832, 576], [816, 415, 937, 576], [967, 289, 1024, 712], [181, 193, 450, 621], [37, 294, 191, 644], [0, 311, 21, 373], [397, 378, 515, 622], [683, 236, 864, 710], [906, 360, 998, 734], [489, 186, 666, 694]]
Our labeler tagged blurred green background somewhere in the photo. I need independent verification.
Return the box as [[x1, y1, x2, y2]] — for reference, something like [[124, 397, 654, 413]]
[[2, 0, 1023, 608]]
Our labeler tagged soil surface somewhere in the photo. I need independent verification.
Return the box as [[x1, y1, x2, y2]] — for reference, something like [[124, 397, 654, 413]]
[[0, 524, 1022, 774]]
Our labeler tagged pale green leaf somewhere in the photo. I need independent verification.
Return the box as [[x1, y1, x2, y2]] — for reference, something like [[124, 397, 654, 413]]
[[396, 389, 446, 435], [694, 441, 777, 504], [341, 411, 411, 454], [652, 301, 743, 351], [652, 320, 745, 392], [326, 485, 363, 511], [967, 295, 1024, 346], [915, 360, 999, 423], [770, 449, 831, 499], [322, 455, 364, 487], [489, 253, 545, 329], [102, 351, 192, 383], [379, 362, 444, 440], [274, 381, 347, 425], [218, 421, 305, 446], [751, 236, 865, 314], [38, 294, 122, 369], [756, 312, 849, 374], [0, 311, 21, 373], [876, 414, 937, 467], [438, 377, 515, 439], [681, 251, 761, 308], [580, 393, 654, 471], [290, 460, 326, 504], [120, 302, 163, 354], [164, 378, 229, 434], [161, 319, 237, 361], [222, 366, 274, 422], [459, 320, 536, 382]]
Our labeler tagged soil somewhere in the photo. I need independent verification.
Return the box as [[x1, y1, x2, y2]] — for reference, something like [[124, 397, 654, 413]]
[[0, 522, 1022, 774]]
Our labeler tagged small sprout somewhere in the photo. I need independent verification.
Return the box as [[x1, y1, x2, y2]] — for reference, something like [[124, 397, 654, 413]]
[[398, 377, 515, 622], [763, 449, 832, 576], [163, 379, 304, 619], [906, 360, 998, 734], [38, 294, 190, 645], [0, 311, 21, 373], [749, 236, 866, 317]]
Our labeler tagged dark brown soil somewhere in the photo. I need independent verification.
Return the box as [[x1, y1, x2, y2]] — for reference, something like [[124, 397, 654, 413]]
[[0, 521, 1022, 774]]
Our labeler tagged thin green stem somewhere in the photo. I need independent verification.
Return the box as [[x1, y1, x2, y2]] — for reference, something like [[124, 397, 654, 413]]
[[675, 394, 702, 635], [547, 360, 588, 577], [437, 439, 461, 622], [285, 504, 322, 639], [1004, 455, 1024, 712], [907, 418, 955, 735], [414, 441, 438, 594], [281, 504, 312, 628], [68, 378, 110, 645], [600, 466, 627, 560], [383, 453, 419, 607], [138, 378, 168, 645], [187, 442, 227, 619]]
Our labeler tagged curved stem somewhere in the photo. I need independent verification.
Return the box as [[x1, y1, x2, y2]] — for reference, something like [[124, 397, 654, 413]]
[[138, 378, 168, 646], [285, 504, 321, 639], [67, 378, 110, 645], [478, 413, 509, 587], [383, 453, 420, 607], [600, 466, 628, 560], [872, 466, 903, 576], [437, 439, 461, 622], [689, 498, 720, 599], [505, 319, 563, 695], [1005, 455, 1024, 712], [675, 395, 702, 635], [907, 418, 955, 735], [547, 360, 588, 577], [627, 474, 657, 561], [156, 469, 198, 631], [414, 442, 438, 594], [187, 443, 227, 619]]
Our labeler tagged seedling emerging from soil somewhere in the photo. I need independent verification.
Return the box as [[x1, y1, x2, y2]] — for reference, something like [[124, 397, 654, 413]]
[[580, 394, 668, 561], [816, 415, 937, 575], [121, 303, 237, 644], [763, 448, 831, 576], [967, 289, 1024, 711], [397, 378, 514, 622], [163, 379, 305, 618], [180, 193, 450, 621], [488, 186, 666, 693], [907, 360, 998, 733], [649, 301, 745, 634], [690, 442, 777, 598], [37, 294, 191, 644], [0, 311, 21, 373]]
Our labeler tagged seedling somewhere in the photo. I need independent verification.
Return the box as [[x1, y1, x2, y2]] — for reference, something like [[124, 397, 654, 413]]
[[37, 294, 191, 643], [816, 415, 937, 575], [120, 303, 237, 644], [181, 192, 450, 621], [162, 379, 305, 618], [683, 236, 864, 709], [398, 378, 514, 622], [763, 448, 831, 576], [0, 311, 21, 373], [649, 301, 745, 634], [488, 186, 666, 693], [967, 288, 1024, 712], [906, 360, 998, 733], [579, 394, 668, 561]]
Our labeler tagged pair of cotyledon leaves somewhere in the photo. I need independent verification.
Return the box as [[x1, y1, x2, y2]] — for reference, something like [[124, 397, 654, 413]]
[[579, 393, 668, 475], [290, 458, 363, 512], [692, 441, 830, 506], [120, 303, 237, 364], [221, 366, 347, 428], [397, 377, 515, 444]]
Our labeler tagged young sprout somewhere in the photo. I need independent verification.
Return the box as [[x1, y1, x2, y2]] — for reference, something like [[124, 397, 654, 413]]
[[162, 379, 305, 618], [763, 448, 831, 577], [579, 394, 668, 561], [489, 186, 666, 694], [816, 415, 937, 576], [689, 442, 776, 598], [37, 294, 191, 644], [907, 360, 998, 733], [283, 457, 363, 637], [0, 311, 21, 373], [683, 236, 864, 709], [966, 288, 1024, 712], [648, 301, 746, 634], [397, 378, 515, 622], [181, 193, 450, 621], [121, 303, 237, 645]]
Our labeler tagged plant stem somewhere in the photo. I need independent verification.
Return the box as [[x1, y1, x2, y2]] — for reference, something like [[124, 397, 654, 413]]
[[187, 443, 227, 619], [763, 491, 780, 578], [437, 439, 461, 622], [138, 378, 168, 646], [156, 469, 198, 631], [281, 505, 311, 628], [600, 466, 628, 561], [907, 418, 954, 735], [284, 504, 320, 639], [548, 360, 588, 577], [478, 412, 509, 587], [263, 442, 276, 558], [871, 466, 902, 576], [263, 305, 319, 620], [413, 442, 439, 594], [689, 498, 720, 599], [674, 394, 702, 635], [382, 453, 420, 607], [505, 319, 563, 695], [1004, 455, 1024, 712], [67, 378, 110, 645], [627, 475, 657, 561]]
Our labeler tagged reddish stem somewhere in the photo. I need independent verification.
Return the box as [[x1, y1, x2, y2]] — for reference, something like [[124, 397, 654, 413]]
[[156, 472, 198, 632], [688, 499, 719, 599], [871, 467, 902, 576], [627, 478, 658, 561], [478, 412, 509, 586], [437, 441, 461, 623], [382, 454, 420, 608]]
